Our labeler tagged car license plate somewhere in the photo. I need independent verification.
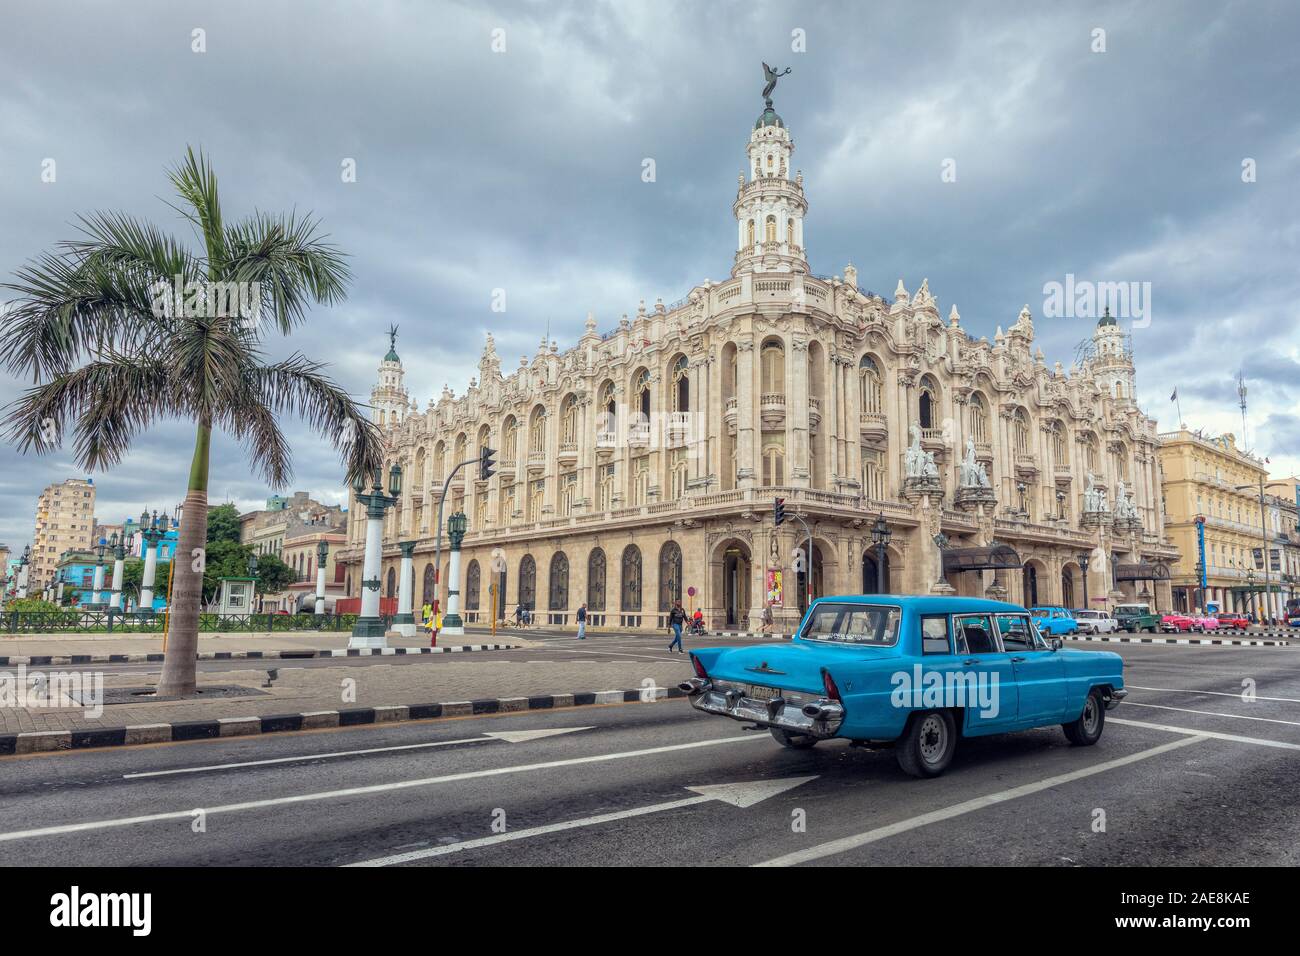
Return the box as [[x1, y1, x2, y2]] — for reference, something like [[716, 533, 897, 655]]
[[743, 684, 780, 701]]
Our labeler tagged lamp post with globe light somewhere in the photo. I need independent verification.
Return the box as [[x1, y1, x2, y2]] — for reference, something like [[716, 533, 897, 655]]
[[350, 464, 401, 647]]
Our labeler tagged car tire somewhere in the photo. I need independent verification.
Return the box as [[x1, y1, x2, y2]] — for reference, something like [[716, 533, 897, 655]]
[[1063, 688, 1106, 746], [769, 727, 818, 749], [896, 710, 957, 778]]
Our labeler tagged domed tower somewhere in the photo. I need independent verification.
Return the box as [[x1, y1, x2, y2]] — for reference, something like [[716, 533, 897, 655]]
[[370, 324, 410, 428], [732, 65, 808, 277], [1089, 306, 1136, 403]]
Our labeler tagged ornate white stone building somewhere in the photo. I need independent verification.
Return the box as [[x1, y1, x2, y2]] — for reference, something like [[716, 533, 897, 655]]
[[338, 98, 1179, 630]]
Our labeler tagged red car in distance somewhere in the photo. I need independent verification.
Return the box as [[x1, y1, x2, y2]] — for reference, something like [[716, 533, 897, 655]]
[[1215, 613, 1250, 629], [1160, 613, 1195, 633]]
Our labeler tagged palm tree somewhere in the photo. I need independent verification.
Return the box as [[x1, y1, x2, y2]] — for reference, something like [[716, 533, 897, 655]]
[[1, 147, 383, 696]]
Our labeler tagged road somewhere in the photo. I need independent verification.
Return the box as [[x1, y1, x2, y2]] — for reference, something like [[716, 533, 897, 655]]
[[2, 641, 1298, 866]]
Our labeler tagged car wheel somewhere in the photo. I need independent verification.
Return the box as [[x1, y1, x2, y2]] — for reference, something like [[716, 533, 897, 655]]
[[769, 727, 818, 749], [1063, 688, 1106, 746], [896, 710, 957, 778]]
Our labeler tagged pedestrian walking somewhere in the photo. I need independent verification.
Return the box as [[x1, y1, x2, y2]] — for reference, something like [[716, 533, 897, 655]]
[[668, 600, 687, 653], [576, 601, 587, 640], [760, 601, 773, 634]]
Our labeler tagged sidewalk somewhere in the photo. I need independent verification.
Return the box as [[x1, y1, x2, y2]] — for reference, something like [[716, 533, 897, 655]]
[[0, 630, 535, 662], [0, 655, 695, 752]]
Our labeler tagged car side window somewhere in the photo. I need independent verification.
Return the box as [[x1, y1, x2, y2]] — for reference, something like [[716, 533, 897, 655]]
[[996, 614, 1037, 651], [954, 614, 998, 654], [921, 615, 951, 655]]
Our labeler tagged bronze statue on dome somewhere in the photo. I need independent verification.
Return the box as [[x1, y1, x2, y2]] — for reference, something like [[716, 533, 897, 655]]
[[762, 62, 792, 106]]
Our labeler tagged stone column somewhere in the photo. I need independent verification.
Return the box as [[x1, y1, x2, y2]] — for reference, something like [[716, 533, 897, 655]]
[[16, 564, 28, 599], [56, 578, 66, 604], [349, 497, 388, 648], [736, 337, 756, 487], [140, 540, 159, 611], [392, 541, 416, 636], [442, 515, 468, 636], [789, 337, 810, 486], [314, 563, 327, 615], [108, 543, 126, 611], [91, 561, 106, 605]]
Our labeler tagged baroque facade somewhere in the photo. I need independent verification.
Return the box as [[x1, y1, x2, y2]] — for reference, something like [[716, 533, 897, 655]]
[[338, 99, 1179, 630]]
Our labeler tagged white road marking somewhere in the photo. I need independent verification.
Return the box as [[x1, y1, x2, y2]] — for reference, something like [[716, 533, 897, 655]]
[[1129, 684, 1300, 704], [347, 776, 818, 866], [1121, 701, 1300, 727], [0, 733, 769, 843], [753, 736, 1204, 867], [120, 726, 596, 779], [1110, 716, 1300, 751]]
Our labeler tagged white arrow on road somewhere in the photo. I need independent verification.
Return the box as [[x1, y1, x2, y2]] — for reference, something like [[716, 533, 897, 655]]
[[345, 775, 819, 867], [122, 726, 594, 779]]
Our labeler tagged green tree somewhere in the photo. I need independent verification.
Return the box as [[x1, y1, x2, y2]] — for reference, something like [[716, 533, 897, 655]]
[[206, 502, 242, 545], [202, 539, 255, 603], [120, 558, 171, 609], [253, 553, 297, 601], [0, 148, 382, 695]]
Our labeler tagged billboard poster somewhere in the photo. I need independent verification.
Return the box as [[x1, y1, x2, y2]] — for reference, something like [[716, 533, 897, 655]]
[[766, 568, 783, 607]]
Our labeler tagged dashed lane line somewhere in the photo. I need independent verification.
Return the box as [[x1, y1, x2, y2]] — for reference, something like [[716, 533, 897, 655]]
[[752, 736, 1205, 867], [1110, 716, 1300, 751], [1129, 684, 1300, 704], [1119, 701, 1300, 728]]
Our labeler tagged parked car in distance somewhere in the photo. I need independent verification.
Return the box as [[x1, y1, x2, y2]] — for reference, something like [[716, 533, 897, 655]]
[[1115, 603, 1160, 633], [1160, 613, 1194, 633], [1215, 612, 1250, 629], [1191, 615, 1220, 632], [1030, 606, 1079, 636], [681, 595, 1127, 778], [1073, 609, 1119, 634]]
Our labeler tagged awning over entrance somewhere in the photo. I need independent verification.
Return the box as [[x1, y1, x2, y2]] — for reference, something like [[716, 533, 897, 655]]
[[942, 544, 1022, 573], [1115, 562, 1171, 582]]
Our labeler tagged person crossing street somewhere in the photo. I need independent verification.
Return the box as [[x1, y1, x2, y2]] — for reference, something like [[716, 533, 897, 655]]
[[667, 600, 687, 653]]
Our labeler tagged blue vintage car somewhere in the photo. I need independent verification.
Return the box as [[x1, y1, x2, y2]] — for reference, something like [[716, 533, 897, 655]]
[[1030, 606, 1079, 635], [681, 595, 1126, 777]]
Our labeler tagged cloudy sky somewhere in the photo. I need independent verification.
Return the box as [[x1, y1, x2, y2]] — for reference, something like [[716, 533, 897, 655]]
[[1, 0, 1298, 549]]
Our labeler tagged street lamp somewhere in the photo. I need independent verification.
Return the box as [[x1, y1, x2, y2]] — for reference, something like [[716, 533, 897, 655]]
[[870, 512, 892, 594], [314, 540, 330, 616], [441, 511, 470, 634], [350, 463, 401, 647], [139, 510, 167, 613], [1076, 550, 1091, 608], [107, 532, 127, 616], [1246, 567, 1257, 622], [17, 544, 30, 598]]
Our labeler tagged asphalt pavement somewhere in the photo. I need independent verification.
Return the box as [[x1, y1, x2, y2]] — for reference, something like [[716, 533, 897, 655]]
[[2, 639, 1298, 866]]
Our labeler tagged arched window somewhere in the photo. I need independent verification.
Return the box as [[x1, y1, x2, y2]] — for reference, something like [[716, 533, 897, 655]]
[[621, 545, 642, 612], [519, 554, 536, 610], [764, 215, 777, 242], [746, 219, 755, 247], [633, 368, 651, 420], [1013, 408, 1031, 456], [762, 440, 785, 486], [414, 446, 426, 491], [658, 541, 682, 611], [969, 393, 989, 444], [558, 395, 576, 446], [529, 406, 545, 455], [587, 548, 606, 611], [671, 355, 689, 413], [786, 217, 795, 247], [1082, 433, 1099, 472], [433, 442, 446, 481], [919, 376, 939, 430], [386, 567, 397, 599], [1050, 420, 1068, 464], [859, 355, 882, 414], [862, 448, 884, 500], [422, 563, 436, 606], [465, 560, 480, 610], [761, 340, 784, 393], [548, 552, 568, 610], [501, 417, 517, 466], [454, 433, 467, 467]]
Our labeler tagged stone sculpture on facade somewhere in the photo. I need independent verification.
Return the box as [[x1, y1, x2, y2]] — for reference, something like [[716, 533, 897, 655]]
[[958, 438, 990, 488], [1084, 472, 1109, 513]]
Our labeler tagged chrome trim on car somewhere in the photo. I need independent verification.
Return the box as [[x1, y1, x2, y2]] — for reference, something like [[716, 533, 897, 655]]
[[683, 680, 844, 739], [1104, 688, 1127, 710]]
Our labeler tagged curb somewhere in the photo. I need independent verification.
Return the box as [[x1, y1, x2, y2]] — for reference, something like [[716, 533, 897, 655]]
[[1065, 633, 1293, 647], [0, 685, 687, 756], [0, 643, 521, 668]]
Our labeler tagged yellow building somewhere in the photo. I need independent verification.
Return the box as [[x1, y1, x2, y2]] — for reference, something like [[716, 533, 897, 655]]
[[31, 477, 97, 588], [1157, 428, 1282, 617]]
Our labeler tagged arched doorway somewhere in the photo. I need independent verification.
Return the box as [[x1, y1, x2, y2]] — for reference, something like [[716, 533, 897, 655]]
[[862, 549, 891, 594], [797, 545, 825, 614], [385, 566, 397, 600], [1022, 563, 1039, 607], [519, 554, 536, 612], [719, 542, 751, 628], [1061, 566, 1076, 609], [421, 563, 436, 607]]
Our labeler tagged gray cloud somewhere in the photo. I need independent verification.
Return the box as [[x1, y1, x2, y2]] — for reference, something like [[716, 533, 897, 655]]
[[1, 0, 1298, 547]]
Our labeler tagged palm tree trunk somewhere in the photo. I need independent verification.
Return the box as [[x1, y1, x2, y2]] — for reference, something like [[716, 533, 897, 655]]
[[156, 421, 211, 696]]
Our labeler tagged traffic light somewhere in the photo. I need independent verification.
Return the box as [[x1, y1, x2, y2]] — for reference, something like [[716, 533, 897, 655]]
[[479, 445, 497, 480], [774, 497, 786, 526]]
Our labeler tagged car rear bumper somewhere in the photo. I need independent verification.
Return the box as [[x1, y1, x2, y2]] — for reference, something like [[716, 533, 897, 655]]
[[1105, 688, 1128, 710], [678, 678, 844, 739]]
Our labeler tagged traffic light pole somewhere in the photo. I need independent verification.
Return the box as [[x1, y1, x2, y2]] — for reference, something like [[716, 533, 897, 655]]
[[430, 447, 497, 645]]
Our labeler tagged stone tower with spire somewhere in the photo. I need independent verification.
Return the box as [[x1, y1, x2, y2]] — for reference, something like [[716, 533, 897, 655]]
[[731, 78, 808, 277], [1088, 306, 1137, 402], [371, 324, 410, 428]]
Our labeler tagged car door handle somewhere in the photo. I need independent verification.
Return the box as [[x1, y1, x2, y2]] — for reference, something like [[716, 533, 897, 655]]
[[962, 658, 978, 666], [1010, 656, 1026, 663]]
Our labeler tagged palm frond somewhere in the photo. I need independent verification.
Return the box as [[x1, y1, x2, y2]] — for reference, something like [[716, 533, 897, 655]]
[[167, 146, 226, 273], [222, 210, 351, 334]]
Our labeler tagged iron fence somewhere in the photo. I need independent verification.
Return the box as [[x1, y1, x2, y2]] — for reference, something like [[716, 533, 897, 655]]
[[2, 610, 362, 634]]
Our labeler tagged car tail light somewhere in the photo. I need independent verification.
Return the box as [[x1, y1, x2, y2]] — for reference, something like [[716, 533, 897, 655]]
[[822, 668, 841, 701], [691, 654, 708, 679]]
